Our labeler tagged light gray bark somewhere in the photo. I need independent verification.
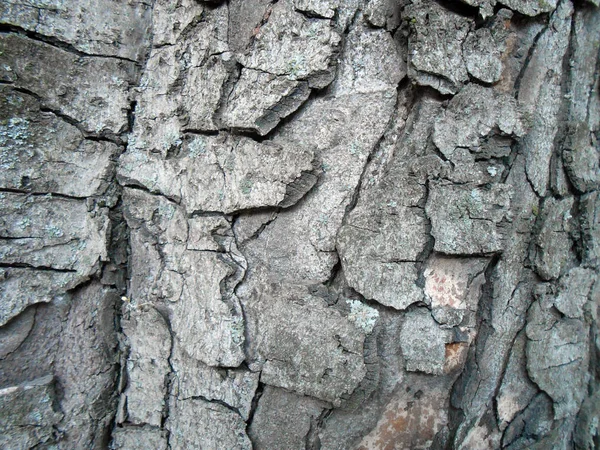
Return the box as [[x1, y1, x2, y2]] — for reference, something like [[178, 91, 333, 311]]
[[0, 0, 599, 449]]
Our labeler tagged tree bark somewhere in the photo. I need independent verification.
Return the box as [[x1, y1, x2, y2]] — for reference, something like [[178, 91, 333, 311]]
[[0, 0, 599, 448]]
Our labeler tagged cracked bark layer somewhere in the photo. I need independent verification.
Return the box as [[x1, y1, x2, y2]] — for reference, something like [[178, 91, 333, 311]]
[[0, 0, 599, 449]]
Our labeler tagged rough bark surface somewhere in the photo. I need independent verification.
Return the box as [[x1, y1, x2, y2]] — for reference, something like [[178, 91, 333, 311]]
[[0, 0, 599, 449]]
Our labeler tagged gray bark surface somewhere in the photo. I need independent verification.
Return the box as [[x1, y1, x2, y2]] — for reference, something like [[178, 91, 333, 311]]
[[0, 0, 599, 449]]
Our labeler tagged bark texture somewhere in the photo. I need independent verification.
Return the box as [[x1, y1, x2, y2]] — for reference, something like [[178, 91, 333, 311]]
[[0, 0, 599, 449]]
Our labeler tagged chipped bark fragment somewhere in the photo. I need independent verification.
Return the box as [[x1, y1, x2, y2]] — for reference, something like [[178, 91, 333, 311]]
[[0, 268, 77, 328], [433, 83, 526, 161], [242, 278, 366, 406], [518, 1, 573, 197], [0, 0, 151, 61], [568, 6, 600, 125], [131, 44, 228, 144], [502, 0, 558, 16], [122, 188, 246, 368], [462, 28, 503, 84], [338, 201, 427, 309], [334, 20, 406, 94], [563, 122, 600, 194], [405, 1, 472, 94], [0, 86, 119, 197], [151, 0, 204, 47], [553, 267, 596, 319], [531, 196, 574, 281], [0, 194, 110, 273], [501, 392, 555, 448], [50, 283, 121, 448], [364, 0, 401, 28], [526, 293, 590, 419], [0, 33, 137, 134], [166, 397, 252, 450], [0, 193, 110, 325], [112, 427, 168, 450], [187, 215, 231, 252], [170, 251, 246, 367], [426, 181, 512, 255], [222, 69, 311, 136], [171, 345, 259, 420], [400, 308, 453, 375], [496, 331, 538, 431], [0, 306, 35, 359], [238, 0, 341, 89], [119, 134, 318, 214]]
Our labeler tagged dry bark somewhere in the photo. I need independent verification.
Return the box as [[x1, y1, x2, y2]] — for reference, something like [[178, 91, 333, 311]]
[[0, 0, 599, 448]]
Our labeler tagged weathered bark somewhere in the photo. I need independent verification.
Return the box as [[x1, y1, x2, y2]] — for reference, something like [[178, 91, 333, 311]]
[[0, 0, 599, 449]]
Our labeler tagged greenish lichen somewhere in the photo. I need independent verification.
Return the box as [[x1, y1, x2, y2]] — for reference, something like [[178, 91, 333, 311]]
[[158, 203, 176, 220], [46, 225, 64, 238], [230, 316, 245, 345], [18, 217, 31, 230], [188, 137, 206, 157], [287, 55, 306, 78], [240, 177, 253, 195], [346, 299, 379, 334], [348, 141, 360, 157], [162, 129, 182, 152]]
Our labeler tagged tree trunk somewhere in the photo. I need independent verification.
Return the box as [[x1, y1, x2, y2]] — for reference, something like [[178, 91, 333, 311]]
[[0, 0, 599, 448]]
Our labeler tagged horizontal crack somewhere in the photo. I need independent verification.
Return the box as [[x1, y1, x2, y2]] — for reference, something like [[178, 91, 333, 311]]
[[0, 187, 88, 201], [0, 25, 139, 64], [0, 262, 76, 273]]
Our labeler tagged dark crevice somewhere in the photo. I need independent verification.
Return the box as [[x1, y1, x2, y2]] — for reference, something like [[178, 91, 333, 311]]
[[212, 59, 243, 130], [83, 134, 125, 146], [0, 262, 76, 273], [549, 9, 580, 199], [0, 25, 140, 64], [105, 29, 145, 444], [433, 0, 480, 18], [245, 381, 265, 444], [413, 83, 455, 103], [118, 183, 181, 206], [325, 258, 342, 288], [294, 7, 332, 20], [184, 394, 244, 418], [0, 187, 86, 201], [446, 252, 501, 447], [340, 80, 408, 227], [513, 22, 548, 98], [126, 101, 137, 134], [306, 408, 333, 450], [181, 128, 220, 136], [415, 181, 435, 289], [342, 286, 414, 316], [188, 204, 282, 217]]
